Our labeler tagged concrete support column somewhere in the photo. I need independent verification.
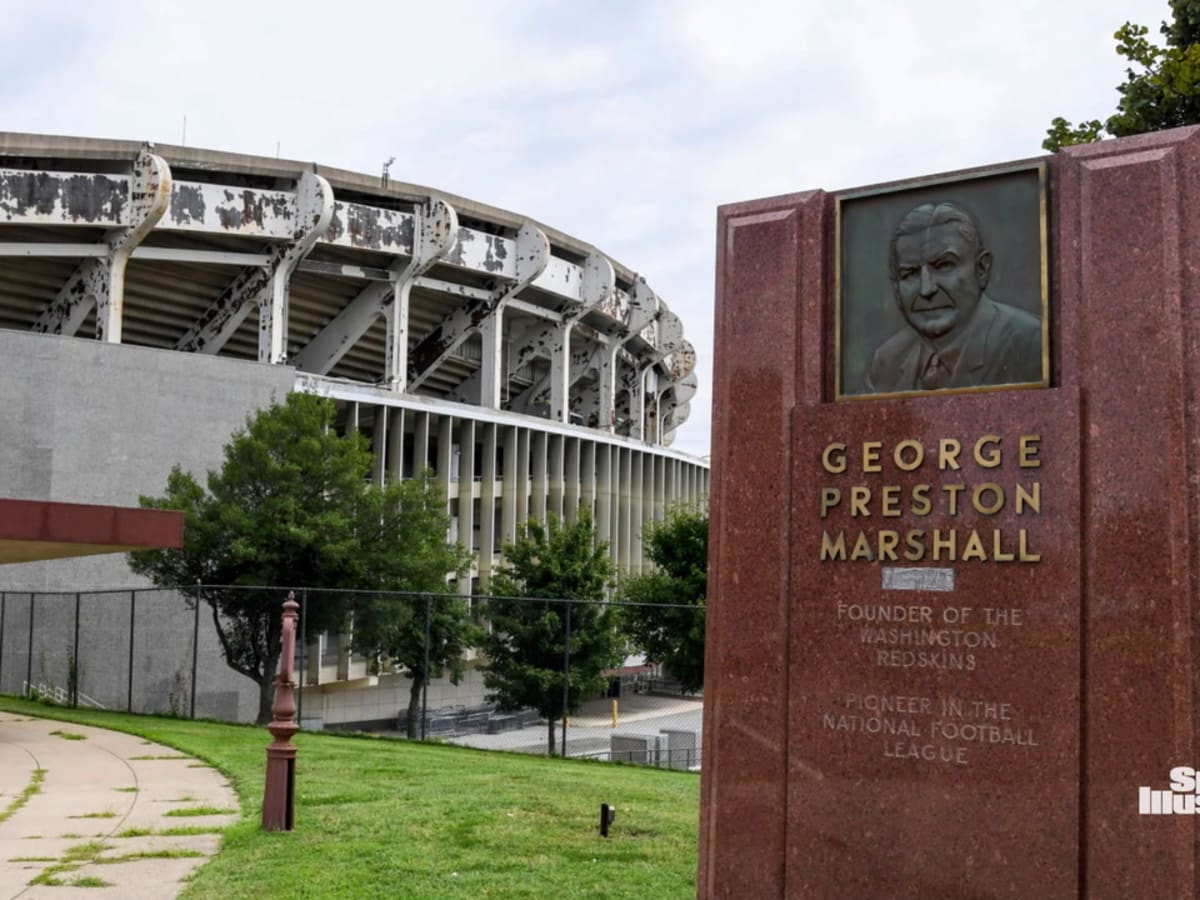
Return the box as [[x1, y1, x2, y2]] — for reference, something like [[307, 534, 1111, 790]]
[[628, 367, 648, 442], [530, 431, 548, 524], [655, 455, 667, 522], [387, 199, 459, 391], [548, 434, 565, 523], [516, 428, 531, 530], [631, 450, 645, 573], [580, 441, 597, 525], [595, 443, 613, 551], [458, 418, 476, 567], [437, 415, 454, 520], [619, 448, 633, 570], [564, 438, 580, 525], [387, 408, 406, 481], [598, 347, 619, 433], [371, 407, 388, 486], [502, 426, 518, 544], [413, 412, 431, 473], [98, 150, 172, 343], [479, 423, 498, 590], [549, 324, 571, 424], [259, 172, 335, 364], [479, 310, 505, 410]]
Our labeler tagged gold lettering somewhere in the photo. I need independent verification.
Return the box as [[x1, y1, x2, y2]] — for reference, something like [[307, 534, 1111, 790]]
[[822, 442, 846, 474], [862, 441, 882, 472], [1015, 482, 1040, 515], [961, 529, 987, 561], [820, 487, 841, 518], [932, 529, 956, 561], [850, 486, 870, 517], [878, 530, 900, 561], [943, 484, 965, 515], [893, 439, 924, 472], [820, 530, 847, 561], [974, 434, 1001, 468], [972, 482, 1005, 515], [939, 438, 961, 470], [992, 528, 1015, 562], [1018, 529, 1041, 562], [850, 532, 874, 561], [910, 484, 932, 516], [880, 485, 902, 517], [1018, 434, 1041, 469], [904, 530, 926, 561]]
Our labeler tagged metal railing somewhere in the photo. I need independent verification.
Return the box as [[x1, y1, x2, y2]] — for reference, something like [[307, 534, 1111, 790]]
[[0, 586, 704, 769]]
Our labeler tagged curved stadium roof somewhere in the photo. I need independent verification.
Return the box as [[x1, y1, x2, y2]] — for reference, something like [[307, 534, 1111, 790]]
[[0, 132, 697, 445]]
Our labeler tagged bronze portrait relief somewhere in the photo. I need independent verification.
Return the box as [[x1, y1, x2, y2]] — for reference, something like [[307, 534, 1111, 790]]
[[837, 166, 1048, 400]]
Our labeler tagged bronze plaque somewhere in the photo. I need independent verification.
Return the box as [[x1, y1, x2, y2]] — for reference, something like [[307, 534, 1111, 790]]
[[837, 165, 1048, 400]]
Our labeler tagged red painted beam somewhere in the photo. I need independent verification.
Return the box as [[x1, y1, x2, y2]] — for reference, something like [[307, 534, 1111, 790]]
[[0, 498, 183, 564]]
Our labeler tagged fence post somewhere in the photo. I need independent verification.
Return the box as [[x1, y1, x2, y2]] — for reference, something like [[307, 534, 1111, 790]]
[[561, 602, 571, 759], [421, 594, 431, 741], [0, 592, 6, 693], [298, 588, 307, 728], [25, 594, 35, 698], [127, 590, 136, 712], [71, 593, 80, 708], [190, 590, 200, 719]]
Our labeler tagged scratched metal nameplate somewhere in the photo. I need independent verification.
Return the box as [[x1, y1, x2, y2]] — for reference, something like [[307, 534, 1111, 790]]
[[881, 567, 955, 592]]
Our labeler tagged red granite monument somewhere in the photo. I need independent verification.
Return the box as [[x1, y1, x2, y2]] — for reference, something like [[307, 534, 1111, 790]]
[[700, 126, 1200, 898]]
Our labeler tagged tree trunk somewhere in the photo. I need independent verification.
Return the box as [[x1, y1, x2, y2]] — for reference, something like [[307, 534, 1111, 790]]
[[256, 673, 275, 725], [255, 644, 281, 725], [406, 672, 423, 740], [547, 716, 556, 755]]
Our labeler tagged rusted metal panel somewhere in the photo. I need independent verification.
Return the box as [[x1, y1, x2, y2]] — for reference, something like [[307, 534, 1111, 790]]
[[663, 340, 696, 381], [162, 181, 296, 238], [625, 280, 657, 336], [673, 371, 698, 406], [595, 286, 629, 324], [657, 310, 684, 357], [324, 202, 414, 254], [446, 227, 516, 278], [529, 255, 580, 298], [0, 169, 130, 226]]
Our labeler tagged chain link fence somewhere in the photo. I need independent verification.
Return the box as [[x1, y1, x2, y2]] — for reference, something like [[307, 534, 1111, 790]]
[[0, 587, 703, 769]]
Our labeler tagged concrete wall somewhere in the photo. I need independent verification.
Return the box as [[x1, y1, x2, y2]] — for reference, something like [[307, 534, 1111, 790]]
[[0, 330, 295, 592]]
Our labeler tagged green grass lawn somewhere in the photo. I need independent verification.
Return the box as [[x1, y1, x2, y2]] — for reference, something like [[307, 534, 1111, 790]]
[[0, 696, 699, 899]]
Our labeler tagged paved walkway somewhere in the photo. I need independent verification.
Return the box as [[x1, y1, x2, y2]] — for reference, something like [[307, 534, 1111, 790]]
[[0, 712, 239, 899]]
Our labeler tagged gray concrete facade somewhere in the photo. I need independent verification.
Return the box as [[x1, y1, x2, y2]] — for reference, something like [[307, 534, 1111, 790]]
[[0, 329, 295, 591]]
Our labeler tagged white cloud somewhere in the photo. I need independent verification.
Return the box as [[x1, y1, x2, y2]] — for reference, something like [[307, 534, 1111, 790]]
[[0, 0, 1173, 456]]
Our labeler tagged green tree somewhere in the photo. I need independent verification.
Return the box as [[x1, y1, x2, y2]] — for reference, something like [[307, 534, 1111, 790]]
[[617, 507, 708, 694], [129, 393, 471, 724], [482, 513, 621, 754], [349, 470, 475, 739], [1045, 1, 1200, 151]]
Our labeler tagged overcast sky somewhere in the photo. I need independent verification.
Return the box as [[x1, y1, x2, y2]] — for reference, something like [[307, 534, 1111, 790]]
[[0, 0, 1170, 457]]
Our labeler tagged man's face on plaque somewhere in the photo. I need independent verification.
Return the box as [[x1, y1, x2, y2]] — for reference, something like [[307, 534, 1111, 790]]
[[891, 223, 990, 342]]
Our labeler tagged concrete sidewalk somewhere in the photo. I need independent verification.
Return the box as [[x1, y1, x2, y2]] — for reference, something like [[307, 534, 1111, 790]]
[[0, 711, 239, 899]]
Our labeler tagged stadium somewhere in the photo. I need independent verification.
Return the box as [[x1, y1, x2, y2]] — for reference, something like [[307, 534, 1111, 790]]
[[0, 132, 708, 728]]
